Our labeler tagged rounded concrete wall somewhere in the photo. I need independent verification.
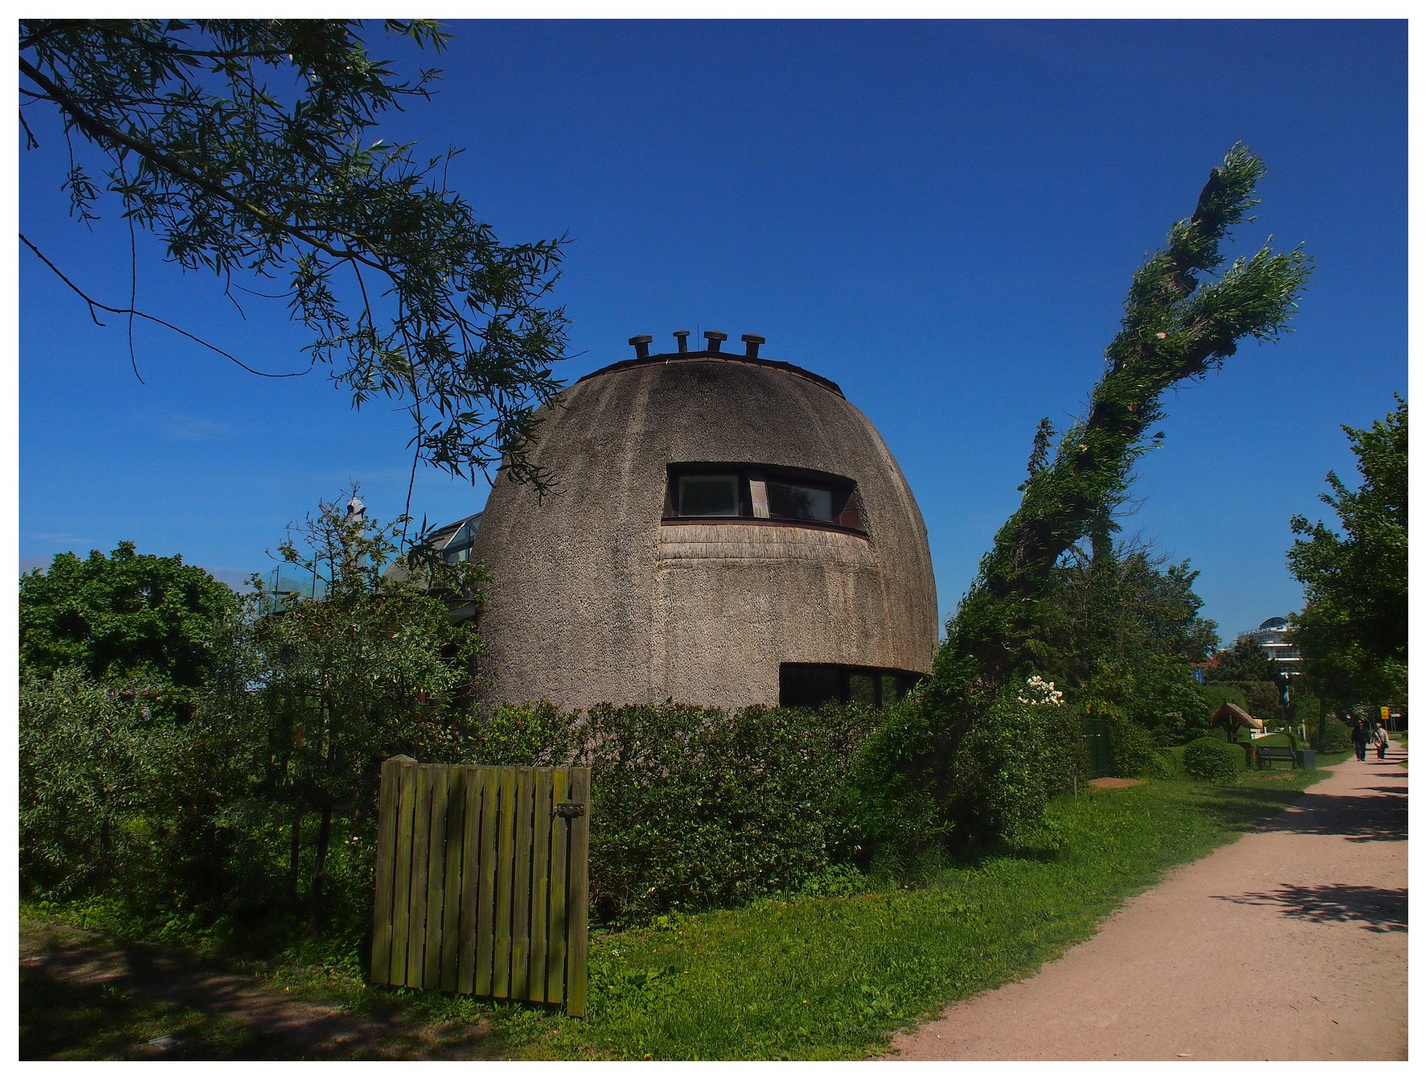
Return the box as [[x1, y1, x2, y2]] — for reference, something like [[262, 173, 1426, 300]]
[[470, 353, 938, 710]]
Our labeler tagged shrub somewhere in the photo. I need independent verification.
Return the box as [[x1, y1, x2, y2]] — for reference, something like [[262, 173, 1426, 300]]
[[1312, 716, 1354, 753], [1182, 736, 1242, 782], [833, 694, 954, 876], [460, 701, 883, 926], [1108, 718, 1159, 778], [941, 679, 1083, 847], [18, 667, 238, 913], [1143, 748, 1180, 779]]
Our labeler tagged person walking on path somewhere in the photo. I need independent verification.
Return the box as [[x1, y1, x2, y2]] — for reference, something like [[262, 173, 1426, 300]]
[[1353, 719, 1370, 761], [1372, 722, 1390, 760], [889, 749, 1407, 1061]]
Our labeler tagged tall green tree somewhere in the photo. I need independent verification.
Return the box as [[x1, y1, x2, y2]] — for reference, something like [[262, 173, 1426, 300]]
[[1038, 538, 1217, 743], [19, 541, 238, 699], [20, 20, 568, 493], [1206, 635, 1278, 684], [1288, 397, 1407, 735], [1288, 397, 1407, 669], [863, 145, 1311, 839]]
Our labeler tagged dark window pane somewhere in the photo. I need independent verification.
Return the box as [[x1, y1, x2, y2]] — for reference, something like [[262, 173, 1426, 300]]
[[780, 665, 841, 709], [767, 480, 834, 521], [679, 474, 740, 517], [880, 674, 899, 704], [848, 672, 877, 705]]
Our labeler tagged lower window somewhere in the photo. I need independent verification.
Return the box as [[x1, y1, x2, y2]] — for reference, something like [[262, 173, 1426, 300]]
[[779, 664, 922, 709]]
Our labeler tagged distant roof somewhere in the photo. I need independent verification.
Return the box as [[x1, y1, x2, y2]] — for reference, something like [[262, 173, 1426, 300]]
[[1259, 616, 1289, 630], [424, 511, 483, 550]]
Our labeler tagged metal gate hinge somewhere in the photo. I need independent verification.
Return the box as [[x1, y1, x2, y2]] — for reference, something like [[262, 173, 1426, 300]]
[[554, 802, 585, 819]]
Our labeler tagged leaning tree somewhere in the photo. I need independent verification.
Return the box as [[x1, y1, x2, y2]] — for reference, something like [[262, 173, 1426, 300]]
[[877, 145, 1312, 809]]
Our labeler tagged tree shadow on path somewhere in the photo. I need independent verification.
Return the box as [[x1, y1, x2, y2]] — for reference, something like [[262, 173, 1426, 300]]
[[1210, 883, 1406, 934], [1197, 767, 1406, 845], [20, 923, 502, 1060]]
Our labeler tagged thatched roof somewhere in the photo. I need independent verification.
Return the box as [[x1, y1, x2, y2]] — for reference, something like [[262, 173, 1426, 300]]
[[1213, 701, 1264, 730]]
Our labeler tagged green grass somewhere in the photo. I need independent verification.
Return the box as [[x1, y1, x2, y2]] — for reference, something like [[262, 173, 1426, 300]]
[[22, 766, 1333, 1061], [510, 769, 1328, 1059]]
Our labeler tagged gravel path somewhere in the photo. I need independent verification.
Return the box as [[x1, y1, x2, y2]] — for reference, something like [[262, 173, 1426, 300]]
[[890, 749, 1408, 1061]]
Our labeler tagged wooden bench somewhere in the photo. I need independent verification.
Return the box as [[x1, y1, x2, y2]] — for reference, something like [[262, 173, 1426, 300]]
[[1255, 744, 1297, 770]]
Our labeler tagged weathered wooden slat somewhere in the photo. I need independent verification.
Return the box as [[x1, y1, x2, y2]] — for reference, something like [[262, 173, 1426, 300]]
[[492, 769, 516, 999], [388, 757, 418, 987], [565, 768, 591, 1018], [529, 769, 552, 1003], [456, 766, 483, 995], [370, 756, 405, 985], [545, 767, 570, 1006], [439, 769, 467, 993], [371, 762, 588, 1016], [422, 767, 450, 989], [406, 765, 432, 988], [474, 768, 499, 997], [510, 768, 534, 1000]]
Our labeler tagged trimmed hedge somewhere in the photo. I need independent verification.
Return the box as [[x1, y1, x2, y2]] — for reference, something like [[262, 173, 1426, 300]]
[[460, 701, 885, 926], [1182, 736, 1242, 782], [1108, 717, 1159, 778]]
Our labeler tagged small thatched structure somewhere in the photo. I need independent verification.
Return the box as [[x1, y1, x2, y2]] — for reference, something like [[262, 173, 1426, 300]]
[[1212, 701, 1264, 734], [467, 337, 939, 711]]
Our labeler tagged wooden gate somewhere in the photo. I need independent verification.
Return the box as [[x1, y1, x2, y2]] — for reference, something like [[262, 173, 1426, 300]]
[[370, 758, 590, 1016]]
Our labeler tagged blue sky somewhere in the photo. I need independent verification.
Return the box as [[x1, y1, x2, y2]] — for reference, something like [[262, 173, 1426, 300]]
[[17, 19, 1407, 644]]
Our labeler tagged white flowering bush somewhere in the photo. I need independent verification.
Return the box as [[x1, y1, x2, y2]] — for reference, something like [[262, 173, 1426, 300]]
[[1017, 675, 1064, 707]]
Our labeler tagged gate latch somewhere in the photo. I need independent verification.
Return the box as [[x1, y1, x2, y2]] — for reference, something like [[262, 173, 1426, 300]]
[[555, 802, 585, 819]]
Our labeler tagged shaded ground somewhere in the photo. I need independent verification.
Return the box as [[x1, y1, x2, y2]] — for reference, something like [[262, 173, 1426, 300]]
[[889, 748, 1408, 1060], [18, 921, 502, 1060]]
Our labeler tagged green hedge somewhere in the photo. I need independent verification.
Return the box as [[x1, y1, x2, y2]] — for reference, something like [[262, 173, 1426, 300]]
[[1182, 736, 1242, 782], [1108, 717, 1160, 777], [461, 702, 887, 926]]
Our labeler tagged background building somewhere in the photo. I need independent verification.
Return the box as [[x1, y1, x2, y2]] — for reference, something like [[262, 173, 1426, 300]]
[[1242, 616, 1303, 672]]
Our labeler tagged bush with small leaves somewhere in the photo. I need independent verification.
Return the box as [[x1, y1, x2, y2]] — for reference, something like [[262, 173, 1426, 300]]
[[1108, 717, 1160, 778], [460, 701, 883, 926], [1312, 717, 1354, 753], [939, 679, 1084, 847], [1143, 748, 1180, 780], [1182, 736, 1242, 782]]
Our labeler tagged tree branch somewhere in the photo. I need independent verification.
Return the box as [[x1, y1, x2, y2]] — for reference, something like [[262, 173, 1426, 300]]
[[20, 55, 385, 270], [20, 232, 313, 379]]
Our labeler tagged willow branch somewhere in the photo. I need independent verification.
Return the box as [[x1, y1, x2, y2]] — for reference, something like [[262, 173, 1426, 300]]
[[20, 232, 312, 379]]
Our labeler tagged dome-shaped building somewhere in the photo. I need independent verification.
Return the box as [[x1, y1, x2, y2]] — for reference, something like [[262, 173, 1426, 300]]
[[464, 332, 938, 712]]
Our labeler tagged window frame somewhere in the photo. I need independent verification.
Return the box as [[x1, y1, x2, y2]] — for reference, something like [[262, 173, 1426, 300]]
[[778, 663, 922, 709], [663, 463, 865, 534]]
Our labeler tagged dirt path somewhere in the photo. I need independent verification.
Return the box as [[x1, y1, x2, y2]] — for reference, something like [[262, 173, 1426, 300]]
[[890, 749, 1408, 1061], [19, 921, 498, 1059]]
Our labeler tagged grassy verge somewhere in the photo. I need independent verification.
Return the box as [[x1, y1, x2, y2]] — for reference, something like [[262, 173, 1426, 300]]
[[514, 767, 1329, 1059], [22, 765, 1333, 1061]]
